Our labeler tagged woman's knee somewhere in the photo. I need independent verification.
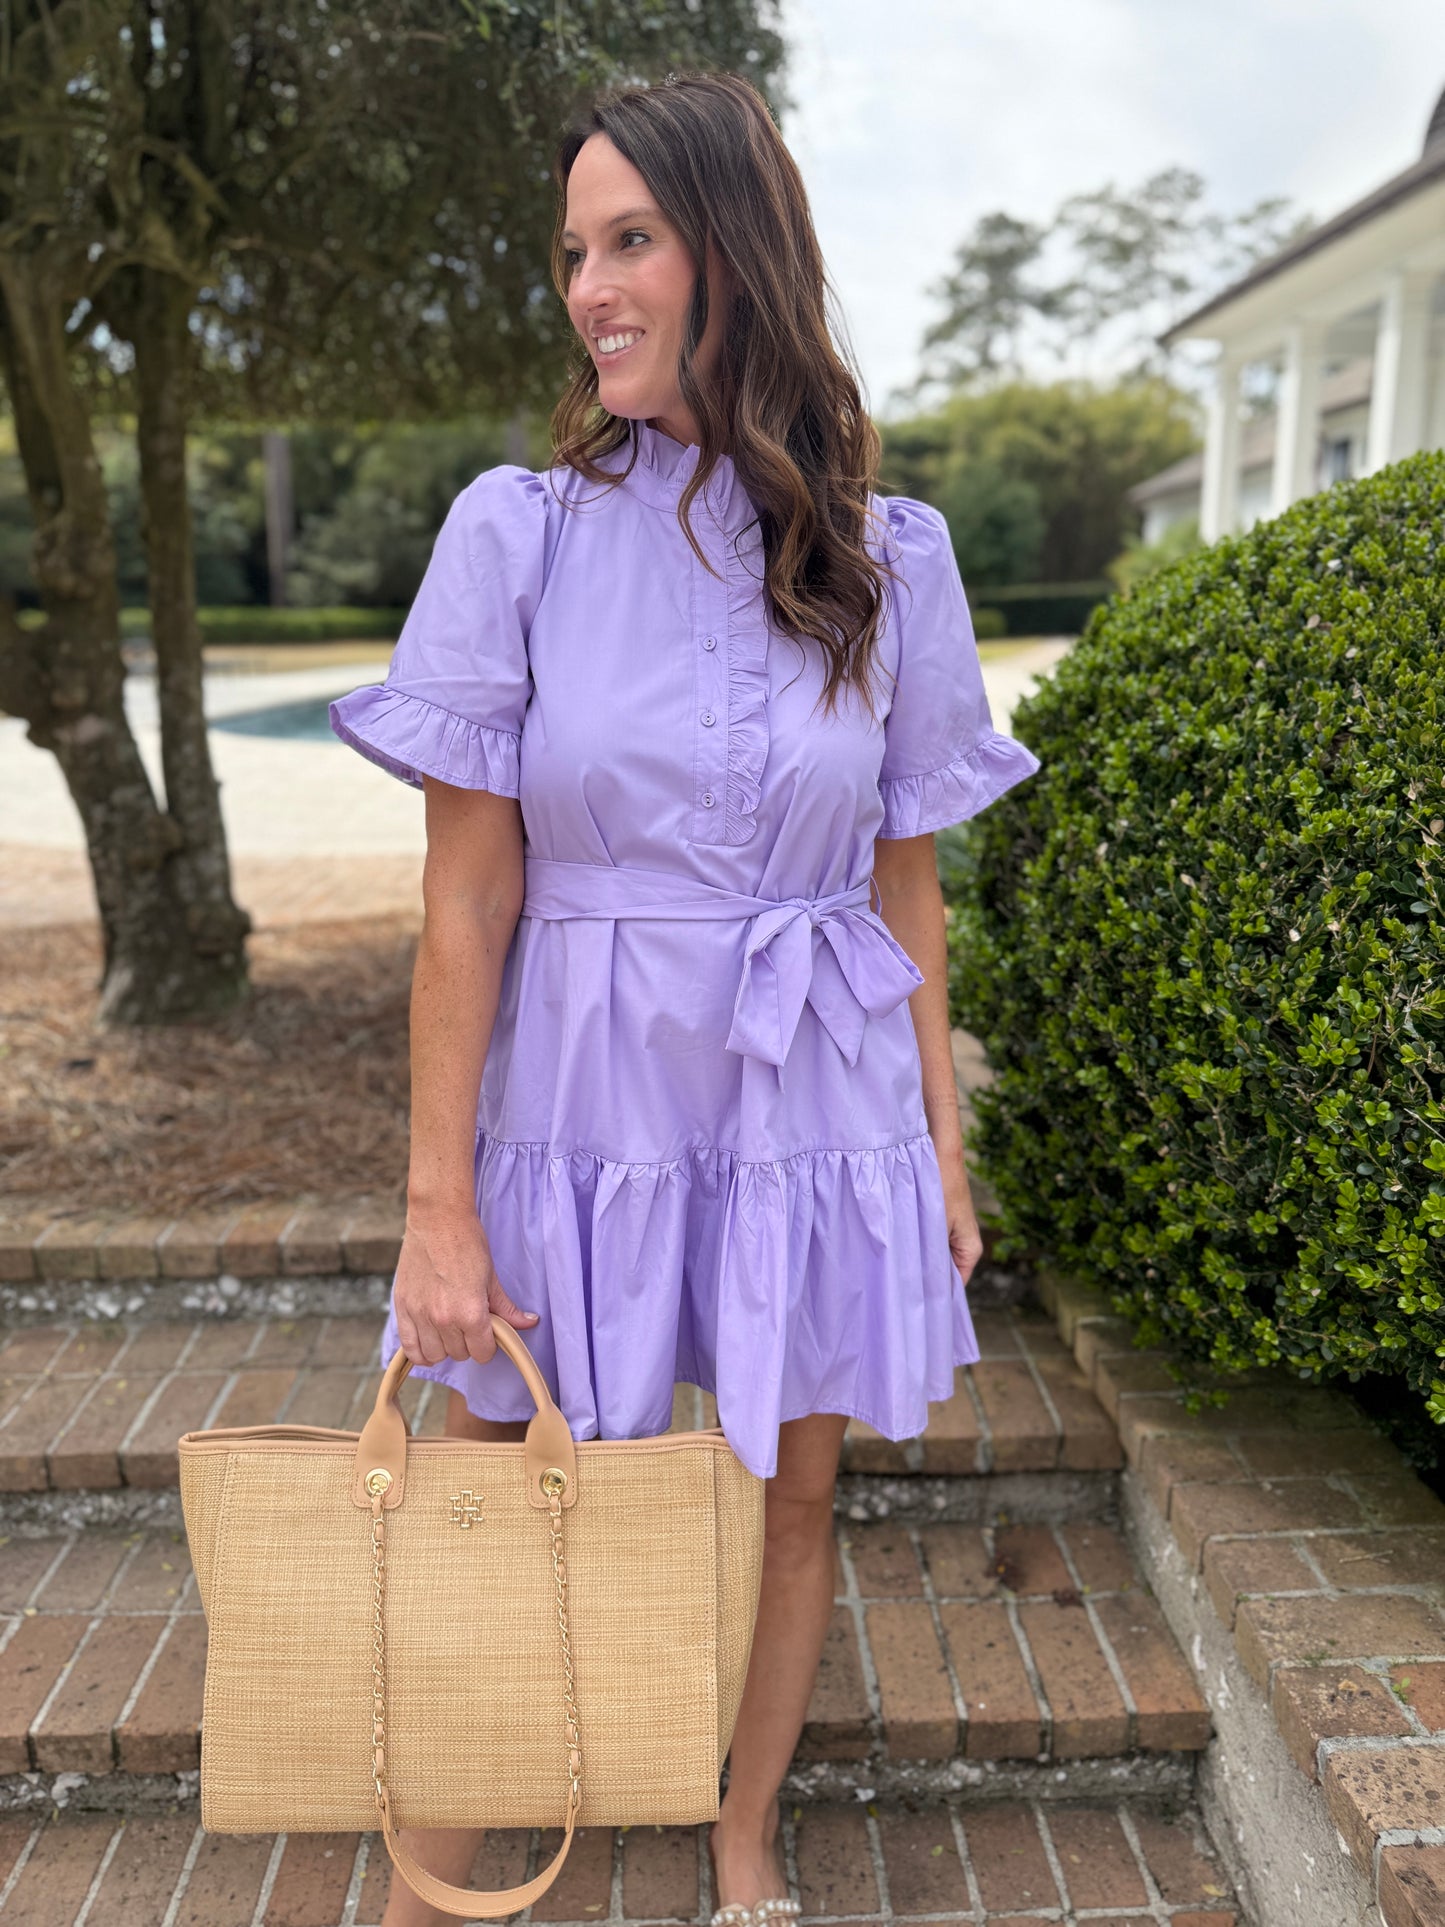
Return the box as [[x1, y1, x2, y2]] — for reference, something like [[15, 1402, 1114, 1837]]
[[765, 1411, 848, 1542]]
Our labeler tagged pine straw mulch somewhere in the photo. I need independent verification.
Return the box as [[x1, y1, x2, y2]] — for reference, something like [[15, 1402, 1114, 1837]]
[[0, 917, 418, 1218]]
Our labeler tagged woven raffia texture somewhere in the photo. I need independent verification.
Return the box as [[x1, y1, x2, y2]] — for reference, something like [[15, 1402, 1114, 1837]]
[[179, 1436, 764, 1833]]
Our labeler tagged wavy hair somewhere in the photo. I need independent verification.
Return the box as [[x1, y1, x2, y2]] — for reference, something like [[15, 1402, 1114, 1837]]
[[548, 70, 900, 724]]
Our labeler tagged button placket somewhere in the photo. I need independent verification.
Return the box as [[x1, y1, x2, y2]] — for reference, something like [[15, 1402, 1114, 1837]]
[[694, 571, 730, 843]]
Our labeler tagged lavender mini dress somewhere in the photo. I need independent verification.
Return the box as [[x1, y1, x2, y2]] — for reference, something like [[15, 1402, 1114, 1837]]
[[329, 419, 1039, 1480]]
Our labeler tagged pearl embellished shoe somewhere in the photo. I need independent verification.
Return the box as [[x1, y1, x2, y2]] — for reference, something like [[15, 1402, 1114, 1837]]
[[709, 1902, 801, 1927], [707, 1824, 803, 1927]]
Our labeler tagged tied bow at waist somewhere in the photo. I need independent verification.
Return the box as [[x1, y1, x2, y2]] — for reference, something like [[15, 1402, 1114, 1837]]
[[521, 856, 925, 1080]]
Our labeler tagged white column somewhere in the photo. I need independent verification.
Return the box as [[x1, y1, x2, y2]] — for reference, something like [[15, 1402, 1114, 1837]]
[[1270, 322, 1327, 515], [1200, 353, 1244, 541], [1365, 269, 1435, 472], [1428, 336, 1445, 449]]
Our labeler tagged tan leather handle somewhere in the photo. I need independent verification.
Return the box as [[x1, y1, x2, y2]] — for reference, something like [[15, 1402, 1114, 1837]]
[[351, 1313, 578, 1510], [377, 1790, 579, 1918]]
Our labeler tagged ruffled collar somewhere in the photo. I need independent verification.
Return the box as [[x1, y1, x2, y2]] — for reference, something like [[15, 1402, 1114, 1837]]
[[604, 417, 749, 532]]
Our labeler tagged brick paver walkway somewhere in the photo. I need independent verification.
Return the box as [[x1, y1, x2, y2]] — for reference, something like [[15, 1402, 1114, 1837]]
[[0, 1512, 1207, 1779], [0, 1797, 1239, 1924], [0, 1308, 1120, 1490]]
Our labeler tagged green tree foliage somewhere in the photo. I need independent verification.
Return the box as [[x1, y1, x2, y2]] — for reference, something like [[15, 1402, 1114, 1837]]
[[948, 452, 1445, 1419], [911, 166, 1309, 395], [284, 424, 522, 606], [932, 457, 1045, 589], [884, 378, 1197, 584], [918, 212, 1066, 388]]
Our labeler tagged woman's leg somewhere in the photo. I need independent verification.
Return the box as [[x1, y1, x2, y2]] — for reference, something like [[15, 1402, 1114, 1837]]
[[378, 1389, 531, 1927], [709, 1410, 850, 1910]]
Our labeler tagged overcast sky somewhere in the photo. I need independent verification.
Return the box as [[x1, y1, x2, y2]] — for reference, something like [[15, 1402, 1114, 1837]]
[[779, 0, 1445, 416]]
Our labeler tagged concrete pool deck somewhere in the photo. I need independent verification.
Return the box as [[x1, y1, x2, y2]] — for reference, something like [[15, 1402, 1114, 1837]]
[[0, 639, 1070, 930]]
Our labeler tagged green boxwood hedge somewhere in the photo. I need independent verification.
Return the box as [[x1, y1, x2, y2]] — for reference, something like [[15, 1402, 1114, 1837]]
[[948, 451, 1445, 1417], [969, 605, 1009, 642], [980, 581, 1113, 637], [116, 606, 406, 643]]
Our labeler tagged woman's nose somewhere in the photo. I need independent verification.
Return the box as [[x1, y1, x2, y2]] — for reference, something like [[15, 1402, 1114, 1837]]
[[569, 258, 617, 312]]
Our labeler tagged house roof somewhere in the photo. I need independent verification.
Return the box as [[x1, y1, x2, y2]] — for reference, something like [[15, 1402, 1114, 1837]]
[[1161, 84, 1445, 344], [1127, 357, 1373, 504]]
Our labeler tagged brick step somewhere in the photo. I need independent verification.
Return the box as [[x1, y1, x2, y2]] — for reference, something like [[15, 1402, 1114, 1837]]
[[0, 1307, 1121, 1503], [0, 1795, 1243, 1925], [0, 1189, 1004, 1300], [0, 1515, 1209, 1817]]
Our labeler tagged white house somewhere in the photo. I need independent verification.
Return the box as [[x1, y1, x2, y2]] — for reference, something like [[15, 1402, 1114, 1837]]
[[1130, 82, 1445, 543]]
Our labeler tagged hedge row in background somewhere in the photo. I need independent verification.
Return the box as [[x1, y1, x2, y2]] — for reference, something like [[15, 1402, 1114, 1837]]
[[969, 580, 1113, 639], [133, 607, 407, 644], [15, 605, 408, 644], [947, 451, 1445, 1419]]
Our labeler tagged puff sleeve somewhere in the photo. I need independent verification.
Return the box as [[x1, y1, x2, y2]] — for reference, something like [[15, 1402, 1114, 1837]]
[[875, 495, 1040, 838], [327, 464, 549, 793]]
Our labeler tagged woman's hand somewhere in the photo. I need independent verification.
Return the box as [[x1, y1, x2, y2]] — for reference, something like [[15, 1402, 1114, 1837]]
[[392, 1202, 540, 1368], [938, 1143, 984, 1289]]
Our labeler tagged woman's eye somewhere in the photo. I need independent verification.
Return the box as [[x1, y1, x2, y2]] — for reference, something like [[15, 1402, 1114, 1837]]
[[566, 231, 649, 269]]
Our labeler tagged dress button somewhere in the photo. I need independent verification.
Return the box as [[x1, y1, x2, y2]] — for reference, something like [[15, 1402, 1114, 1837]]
[[702, 790, 715, 807], [701, 709, 715, 726], [703, 636, 717, 651]]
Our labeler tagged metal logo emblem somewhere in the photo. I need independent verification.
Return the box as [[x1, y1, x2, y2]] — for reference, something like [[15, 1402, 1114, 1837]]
[[449, 1488, 483, 1528]]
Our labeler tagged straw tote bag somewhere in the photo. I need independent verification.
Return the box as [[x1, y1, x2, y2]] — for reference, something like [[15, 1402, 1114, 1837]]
[[177, 1314, 767, 1921]]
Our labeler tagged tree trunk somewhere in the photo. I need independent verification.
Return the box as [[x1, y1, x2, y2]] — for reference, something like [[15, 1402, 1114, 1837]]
[[0, 259, 249, 1025], [127, 266, 252, 984]]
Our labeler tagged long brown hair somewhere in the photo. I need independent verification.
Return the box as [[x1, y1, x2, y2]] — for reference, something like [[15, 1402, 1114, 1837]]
[[549, 71, 899, 724]]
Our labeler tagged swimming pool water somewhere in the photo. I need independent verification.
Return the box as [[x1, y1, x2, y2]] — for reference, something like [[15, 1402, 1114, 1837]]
[[210, 694, 341, 742]]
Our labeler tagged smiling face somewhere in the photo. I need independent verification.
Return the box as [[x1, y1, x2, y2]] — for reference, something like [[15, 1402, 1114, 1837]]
[[562, 132, 727, 450]]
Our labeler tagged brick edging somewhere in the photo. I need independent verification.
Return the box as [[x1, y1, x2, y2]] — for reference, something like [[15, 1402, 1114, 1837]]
[[2, 1054, 999, 1291], [0, 1201, 404, 1287], [1035, 1270, 1445, 1927]]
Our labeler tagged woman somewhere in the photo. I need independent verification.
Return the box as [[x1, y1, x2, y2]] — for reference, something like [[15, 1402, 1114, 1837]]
[[330, 69, 1038, 1927]]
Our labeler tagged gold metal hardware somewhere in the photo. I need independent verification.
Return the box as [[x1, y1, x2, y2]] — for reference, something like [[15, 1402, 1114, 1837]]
[[368, 1458, 582, 1828], [544, 1471, 583, 1818], [449, 1488, 484, 1528]]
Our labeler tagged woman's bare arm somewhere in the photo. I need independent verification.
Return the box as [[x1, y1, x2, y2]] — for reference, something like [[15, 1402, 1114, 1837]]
[[392, 778, 540, 1367], [871, 832, 983, 1287]]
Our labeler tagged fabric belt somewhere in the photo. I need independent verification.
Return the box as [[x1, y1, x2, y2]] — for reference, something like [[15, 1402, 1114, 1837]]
[[520, 856, 926, 1079]]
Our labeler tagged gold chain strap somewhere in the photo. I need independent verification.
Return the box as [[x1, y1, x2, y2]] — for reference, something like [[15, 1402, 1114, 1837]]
[[542, 1467, 585, 1817], [367, 1464, 583, 1826]]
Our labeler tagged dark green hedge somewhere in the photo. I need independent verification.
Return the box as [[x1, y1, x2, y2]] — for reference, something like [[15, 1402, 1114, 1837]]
[[948, 452, 1445, 1418], [980, 581, 1113, 637], [970, 605, 1009, 641], [116, 607, 406, 643]]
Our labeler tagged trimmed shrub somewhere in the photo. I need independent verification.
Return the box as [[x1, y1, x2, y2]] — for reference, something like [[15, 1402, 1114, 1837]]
[[949, 452, 1445, 1416], [970, 606, 1008, 641], [117, 606, 406, 644], [984, 581, 1113, 637]]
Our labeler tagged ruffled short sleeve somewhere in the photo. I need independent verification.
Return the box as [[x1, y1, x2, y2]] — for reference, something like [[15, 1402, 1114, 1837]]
[[875, 495, 1041, 838], [328, 464, 550, 794]]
